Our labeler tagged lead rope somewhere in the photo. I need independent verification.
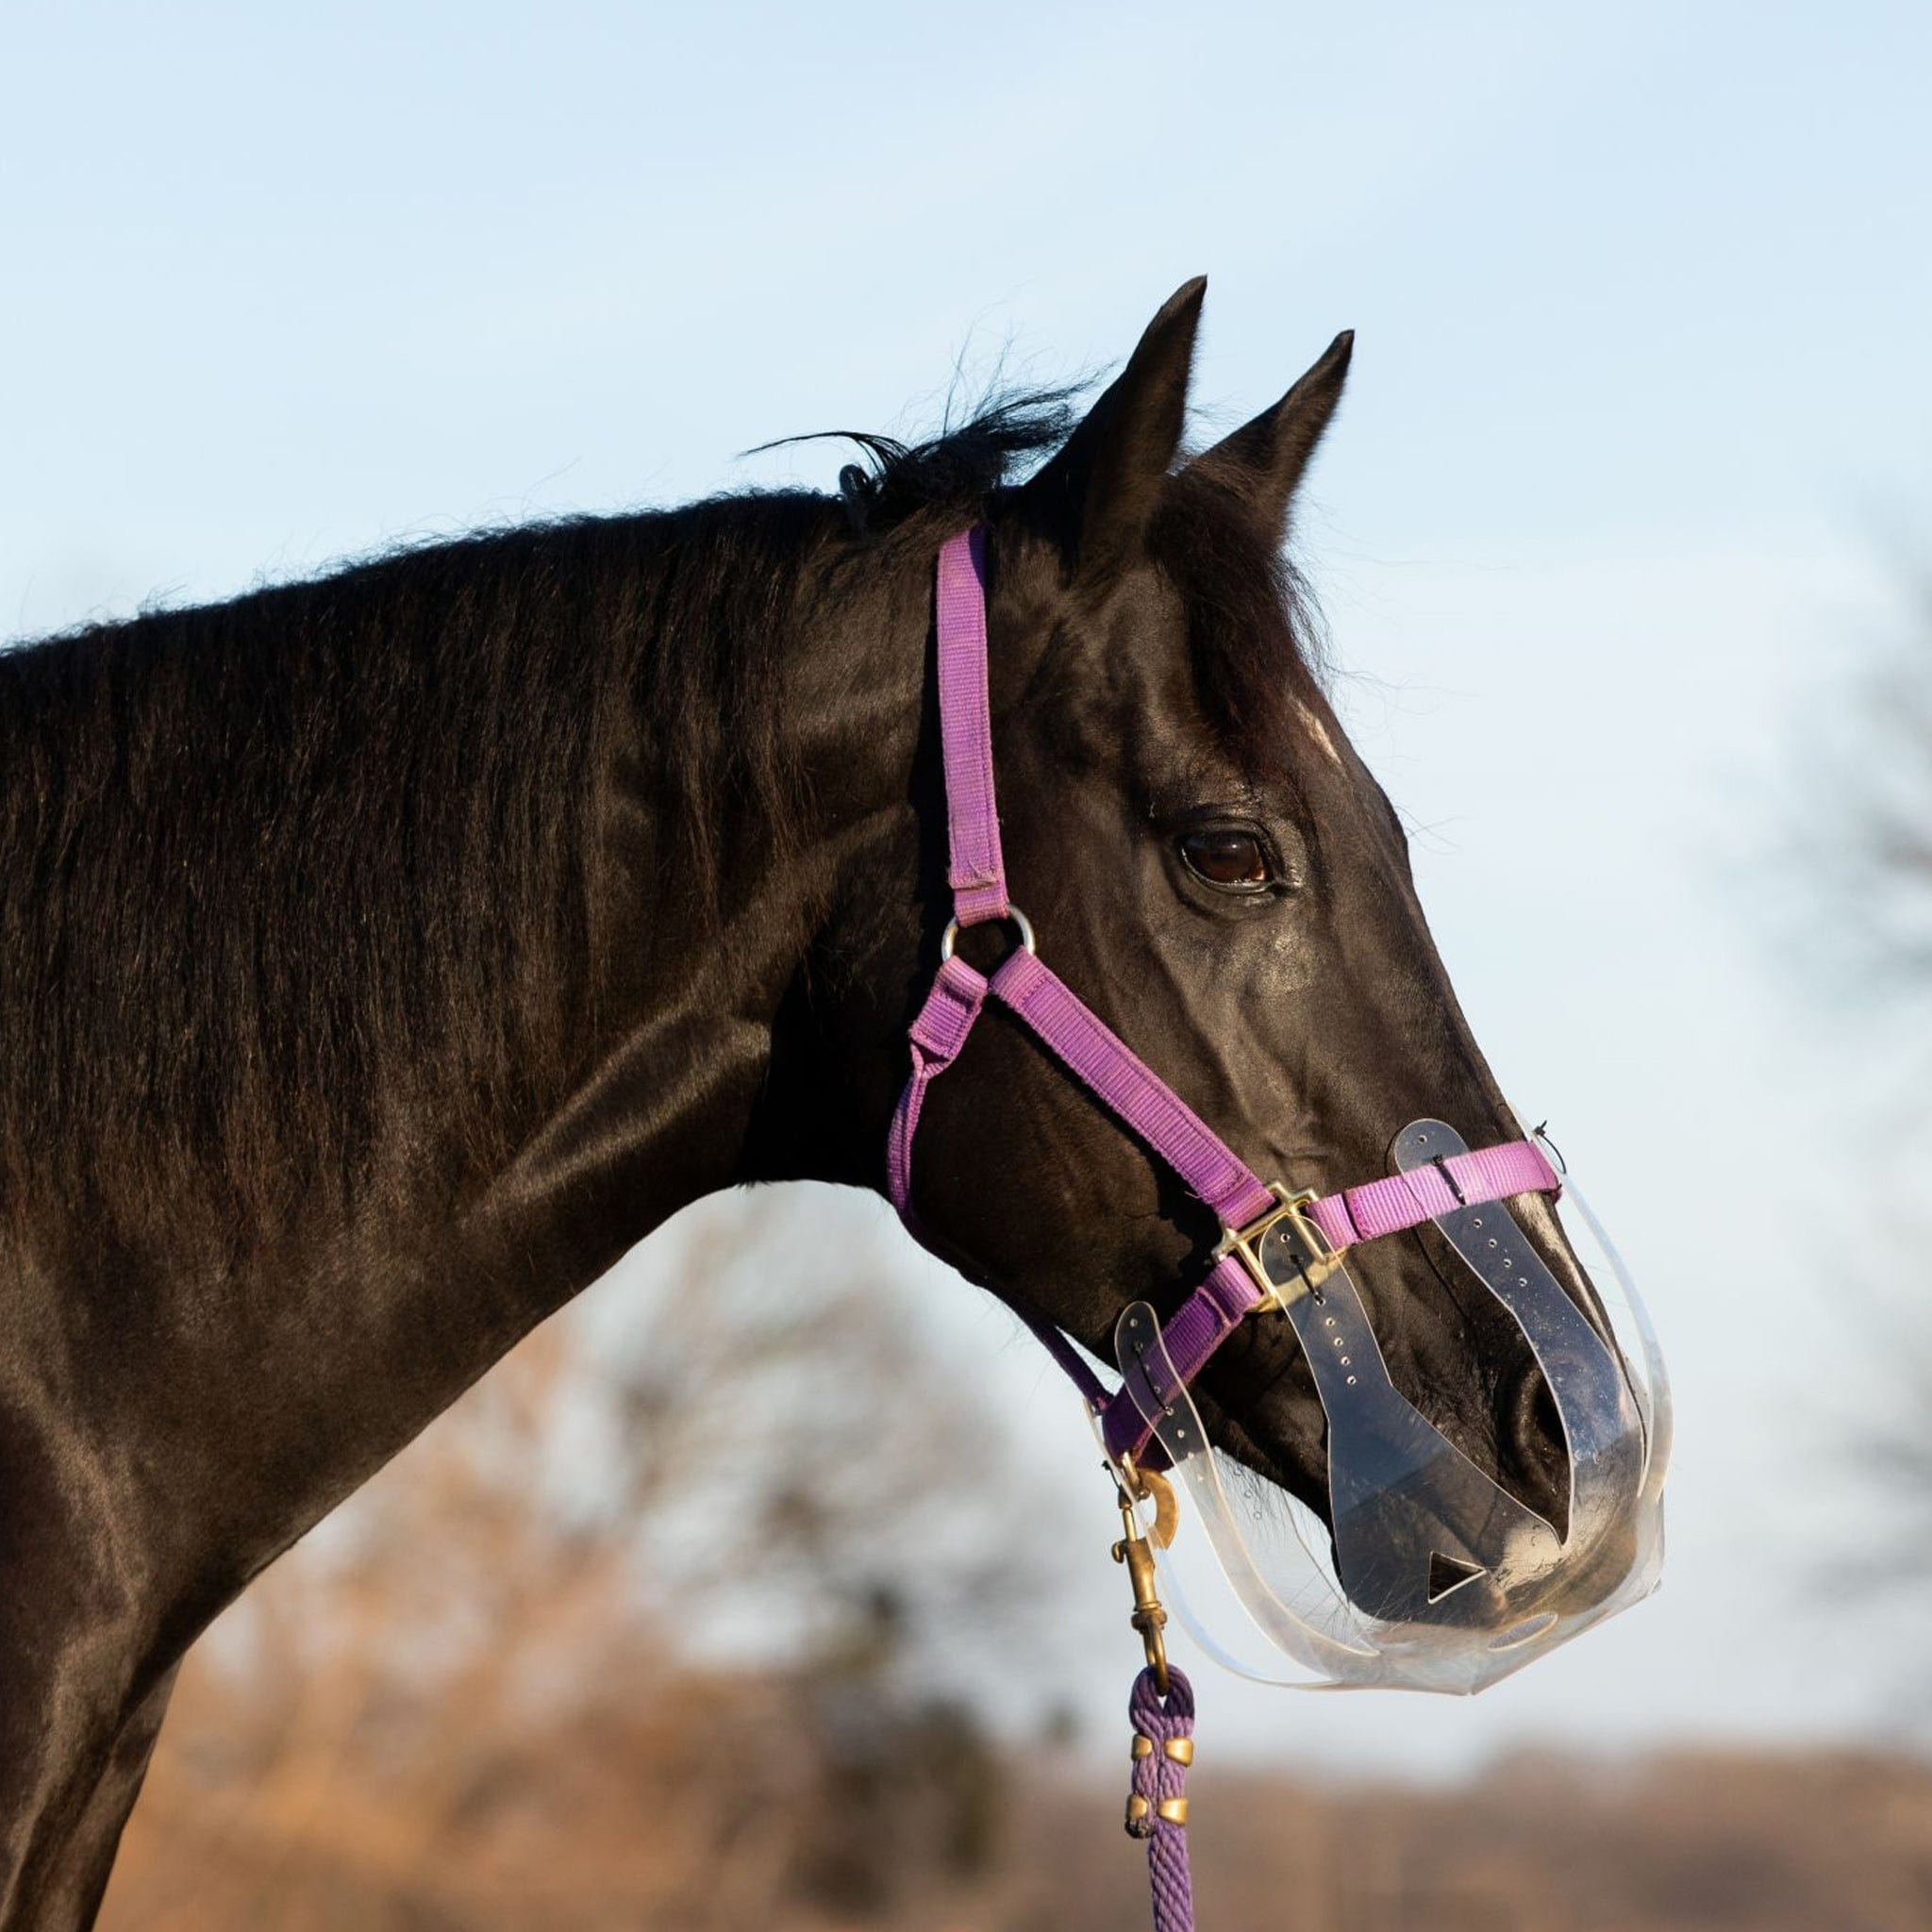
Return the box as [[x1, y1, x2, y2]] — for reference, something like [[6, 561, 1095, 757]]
[[1113, 1474, 1198, 1931], [1127, 1664, 1197, 1932]]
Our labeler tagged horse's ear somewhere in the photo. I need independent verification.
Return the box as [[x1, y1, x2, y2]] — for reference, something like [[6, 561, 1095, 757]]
[[1192, 329, 1354, 535], [1016, 277, 1207, 581]]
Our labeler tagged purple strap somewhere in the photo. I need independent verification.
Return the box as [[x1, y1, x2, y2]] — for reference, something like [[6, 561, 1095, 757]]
[[891, 525, 1562, 1464], [991, 952, 1277, 1231], [935, 528, 1010, 926], [1304, 1139, 1556, 1248], [1109, 1139, 1559, 1460], [886, 954, 1114, 1408], [886, 954, 1275, 1232]]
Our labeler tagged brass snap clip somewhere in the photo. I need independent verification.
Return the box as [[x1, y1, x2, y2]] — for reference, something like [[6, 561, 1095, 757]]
[[1111, 1462, 1177, 1695]]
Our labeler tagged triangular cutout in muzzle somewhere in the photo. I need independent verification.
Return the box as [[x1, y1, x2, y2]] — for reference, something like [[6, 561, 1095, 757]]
[[1427, 1550, 1488, 1603]]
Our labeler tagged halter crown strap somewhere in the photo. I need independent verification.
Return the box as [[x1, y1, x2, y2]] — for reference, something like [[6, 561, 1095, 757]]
[[891, 526, 1559, 1464], [936, 527, 1011, 926]]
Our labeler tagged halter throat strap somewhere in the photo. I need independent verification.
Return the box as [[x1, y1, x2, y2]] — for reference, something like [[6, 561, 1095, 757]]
[[889, 526, 1558, 1463]]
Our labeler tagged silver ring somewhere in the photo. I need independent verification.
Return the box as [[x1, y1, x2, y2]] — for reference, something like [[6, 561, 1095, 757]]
[[940, 906, 1037, 962]]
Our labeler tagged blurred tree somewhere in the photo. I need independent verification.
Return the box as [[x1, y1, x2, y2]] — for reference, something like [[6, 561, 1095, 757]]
[[1802, 590, 1932, 1699], [1812, 581, 1932, 1011]]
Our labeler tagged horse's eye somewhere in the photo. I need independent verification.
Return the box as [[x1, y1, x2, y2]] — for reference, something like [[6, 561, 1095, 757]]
[[1178, 827, 1273, 888]]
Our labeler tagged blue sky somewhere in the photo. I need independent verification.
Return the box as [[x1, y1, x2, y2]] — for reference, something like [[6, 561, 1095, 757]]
[[6, 2, 1930, 1772]]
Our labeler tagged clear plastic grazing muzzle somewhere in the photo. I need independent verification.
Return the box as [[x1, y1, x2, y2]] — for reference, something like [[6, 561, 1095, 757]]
[[1112, 1122, 1670, 1694]]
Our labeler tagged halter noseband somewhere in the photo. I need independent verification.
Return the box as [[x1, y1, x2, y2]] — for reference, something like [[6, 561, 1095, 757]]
[[887, 526, 1560, 1465]]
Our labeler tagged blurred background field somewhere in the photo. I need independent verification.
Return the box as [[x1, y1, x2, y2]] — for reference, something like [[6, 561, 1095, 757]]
[[8, 2, 1932, 1925]]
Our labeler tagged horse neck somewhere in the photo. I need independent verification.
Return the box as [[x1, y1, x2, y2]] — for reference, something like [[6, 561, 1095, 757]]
[[324, 521, 930, 1363], [262, 531, 924, 1564], [8, 515, 931, 1650]]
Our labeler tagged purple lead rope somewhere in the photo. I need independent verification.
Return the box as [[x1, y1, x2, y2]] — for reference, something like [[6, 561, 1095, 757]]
[[1127, 1665, 1198, 1932]]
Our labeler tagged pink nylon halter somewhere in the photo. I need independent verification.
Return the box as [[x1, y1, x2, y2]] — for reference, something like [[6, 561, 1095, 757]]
[[888, 526, 1557, 1463]]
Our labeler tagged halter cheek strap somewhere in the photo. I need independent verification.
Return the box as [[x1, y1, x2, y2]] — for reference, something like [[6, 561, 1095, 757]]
[[889, 526, 1558, 1465]]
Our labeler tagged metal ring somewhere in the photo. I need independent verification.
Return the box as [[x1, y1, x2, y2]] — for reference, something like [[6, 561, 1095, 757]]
[[939, 906, 1037, 963]]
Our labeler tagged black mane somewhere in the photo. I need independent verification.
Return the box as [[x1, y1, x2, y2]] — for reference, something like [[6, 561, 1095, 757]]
[[0, 387, 1322, 1230], [0, 394, 1074, 1228]]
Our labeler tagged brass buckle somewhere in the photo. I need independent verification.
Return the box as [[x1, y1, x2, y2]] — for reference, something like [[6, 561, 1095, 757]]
[[1215, 1181, 1341, 1312]]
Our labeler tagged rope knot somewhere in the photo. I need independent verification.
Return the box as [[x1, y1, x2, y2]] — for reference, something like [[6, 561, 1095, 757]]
[[1124, 1664, 1198, 1928]]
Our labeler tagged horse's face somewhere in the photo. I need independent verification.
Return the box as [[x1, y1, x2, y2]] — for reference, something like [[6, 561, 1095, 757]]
[[894, 282, 1579, 1538]]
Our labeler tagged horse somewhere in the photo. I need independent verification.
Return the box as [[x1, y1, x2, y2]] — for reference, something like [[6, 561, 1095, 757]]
[[0, 278, 1591, 1927]]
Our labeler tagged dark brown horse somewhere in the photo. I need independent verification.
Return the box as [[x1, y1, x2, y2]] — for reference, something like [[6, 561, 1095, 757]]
[[0, 280, 1569, 1926]]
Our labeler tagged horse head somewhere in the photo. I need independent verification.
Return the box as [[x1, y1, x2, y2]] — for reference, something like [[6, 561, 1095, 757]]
[[802, 281, 1666, 1689]]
